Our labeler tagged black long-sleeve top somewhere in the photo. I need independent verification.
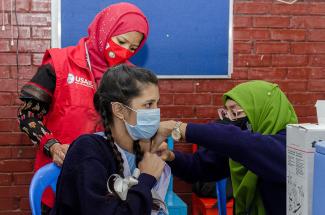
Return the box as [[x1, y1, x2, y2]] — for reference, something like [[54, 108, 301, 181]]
[[168, 123, 287, 215], [18, 64, 56, 146]]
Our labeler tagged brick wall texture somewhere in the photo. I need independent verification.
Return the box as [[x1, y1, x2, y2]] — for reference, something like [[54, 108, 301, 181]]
[[0, 0, 325, 214]]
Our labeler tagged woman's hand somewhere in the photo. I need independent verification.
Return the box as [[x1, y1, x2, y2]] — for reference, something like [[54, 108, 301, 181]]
[[154, 141, 175, 162], [139, 139, 151, 152], [151, 120, 177, 152], [138, 152, 165, 180], [50, 143, 70, 166]]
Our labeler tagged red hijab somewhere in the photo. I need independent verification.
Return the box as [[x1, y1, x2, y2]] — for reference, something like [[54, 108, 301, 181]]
[[85, 2, 149, 83]]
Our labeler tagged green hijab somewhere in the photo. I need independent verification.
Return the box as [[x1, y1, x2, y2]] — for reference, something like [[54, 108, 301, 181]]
[[222, 80, 298, 215]]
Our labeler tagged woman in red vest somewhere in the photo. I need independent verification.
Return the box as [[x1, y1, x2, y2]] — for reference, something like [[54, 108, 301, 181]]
[[17, 2, 149, 214]]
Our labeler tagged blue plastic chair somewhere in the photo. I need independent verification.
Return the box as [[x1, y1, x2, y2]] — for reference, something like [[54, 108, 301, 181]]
[[216, 178, 227, 215], [29, 163, 61, 215], [165, 137, 187, 214]]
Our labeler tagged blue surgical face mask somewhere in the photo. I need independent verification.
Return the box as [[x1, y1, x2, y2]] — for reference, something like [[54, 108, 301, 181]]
[[122, 104, 160, 140]]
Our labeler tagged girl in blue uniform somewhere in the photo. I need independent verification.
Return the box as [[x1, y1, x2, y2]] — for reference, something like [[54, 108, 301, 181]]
[[51, 65, 170, 215]]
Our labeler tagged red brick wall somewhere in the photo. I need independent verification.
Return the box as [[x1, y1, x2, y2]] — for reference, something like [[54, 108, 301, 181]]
[[0, 0, 50, 214], [0, 0, 325, 214]]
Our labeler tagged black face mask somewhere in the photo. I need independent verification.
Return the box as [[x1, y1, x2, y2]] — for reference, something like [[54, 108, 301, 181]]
[[216, 116, 249, 130]]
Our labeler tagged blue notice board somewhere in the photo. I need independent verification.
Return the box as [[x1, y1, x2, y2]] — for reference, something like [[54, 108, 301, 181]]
[[52, 1, 233, 78]]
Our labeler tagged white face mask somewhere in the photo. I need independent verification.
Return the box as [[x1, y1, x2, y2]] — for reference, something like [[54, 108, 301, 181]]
[[123, 104, 160, 140]]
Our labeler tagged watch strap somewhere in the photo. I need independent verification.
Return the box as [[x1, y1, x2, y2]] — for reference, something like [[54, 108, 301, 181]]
[[41, 133, 59, 157], [172, 121, 182, 141], [44, 138, 59, 157]]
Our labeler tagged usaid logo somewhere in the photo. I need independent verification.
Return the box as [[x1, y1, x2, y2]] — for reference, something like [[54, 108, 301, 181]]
[[75, 76, 94, 89], [66, 73, 94, 89], [67, 73, 75, 84]]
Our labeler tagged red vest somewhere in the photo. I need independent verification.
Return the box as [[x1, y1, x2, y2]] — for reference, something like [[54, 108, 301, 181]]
[[36, 40, 102, 207]]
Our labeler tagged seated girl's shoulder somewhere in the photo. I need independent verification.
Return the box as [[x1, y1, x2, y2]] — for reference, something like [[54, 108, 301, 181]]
[[67, 133, 110, 160]]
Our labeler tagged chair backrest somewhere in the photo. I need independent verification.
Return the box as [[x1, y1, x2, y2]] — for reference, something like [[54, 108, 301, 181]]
[[165, 137, 187, 215], [29, 163, 61, 215], [216, 178, 227, 215], [167, 137, 174, 192]]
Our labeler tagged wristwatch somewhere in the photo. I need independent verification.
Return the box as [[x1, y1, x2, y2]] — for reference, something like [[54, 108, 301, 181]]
[[43, 138, 59, 158], [171, 121, 182, 141]]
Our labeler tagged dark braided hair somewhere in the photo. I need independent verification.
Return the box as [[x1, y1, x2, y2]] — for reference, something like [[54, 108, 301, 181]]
[[101, 108, 125, 176], [133, 140, 143, 167], [93, 64, 158, 176]]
